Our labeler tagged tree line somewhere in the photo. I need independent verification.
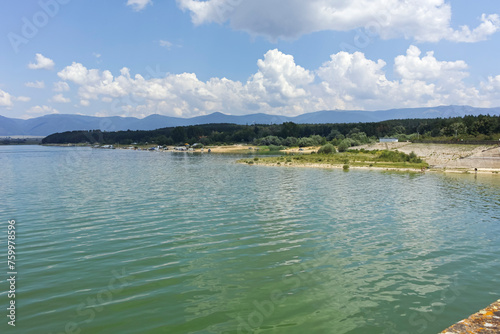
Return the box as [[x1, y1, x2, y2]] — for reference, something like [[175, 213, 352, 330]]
[[42, 114, 500, 147]]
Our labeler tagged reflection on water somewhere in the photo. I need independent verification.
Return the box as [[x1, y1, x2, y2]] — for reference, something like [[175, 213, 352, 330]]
[[0, 146, 499, 334]]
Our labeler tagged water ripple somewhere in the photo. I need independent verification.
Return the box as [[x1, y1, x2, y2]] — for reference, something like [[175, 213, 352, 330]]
[[1, 147, 499, 334]]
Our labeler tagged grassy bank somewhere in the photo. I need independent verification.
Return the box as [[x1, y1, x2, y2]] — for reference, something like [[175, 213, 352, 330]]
[[238, 149, 429, 170]]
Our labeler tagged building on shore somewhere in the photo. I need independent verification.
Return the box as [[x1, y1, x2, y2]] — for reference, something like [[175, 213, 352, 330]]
[[379, 138, 399, 143]]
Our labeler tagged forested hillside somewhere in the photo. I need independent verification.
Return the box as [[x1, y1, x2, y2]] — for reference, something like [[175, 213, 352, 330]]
[[42, 115, 500, 147]]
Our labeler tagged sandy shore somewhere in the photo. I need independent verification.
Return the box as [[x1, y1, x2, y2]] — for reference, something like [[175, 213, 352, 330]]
[[248, 161, 500, 174], [262, 142, 500, 174], [117, 142, 500, 173], [355, 142, 500, 172], [247, 161, 426, 173], [204, 145, 258, 153]]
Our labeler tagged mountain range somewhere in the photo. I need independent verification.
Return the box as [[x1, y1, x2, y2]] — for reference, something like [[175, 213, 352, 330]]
[[1, 105, 499, 136]]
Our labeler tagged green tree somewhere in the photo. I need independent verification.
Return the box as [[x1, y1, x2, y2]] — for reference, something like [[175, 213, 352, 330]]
[[338, 139, 350, 152], [318, 143, 336, 154], [172, 127, 187, 143]]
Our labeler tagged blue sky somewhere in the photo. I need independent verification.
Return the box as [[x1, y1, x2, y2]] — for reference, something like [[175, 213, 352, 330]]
[[1, 0, 500, 119]]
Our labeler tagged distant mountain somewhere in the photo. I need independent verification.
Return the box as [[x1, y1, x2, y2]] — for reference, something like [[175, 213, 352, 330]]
[[1, 105, 499, 136]]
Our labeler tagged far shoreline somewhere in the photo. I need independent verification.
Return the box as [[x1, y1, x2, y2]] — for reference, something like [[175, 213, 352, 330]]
[[39, 142, 500, 174], [238, 142, 500, 175], [240, 160, 500, 175]]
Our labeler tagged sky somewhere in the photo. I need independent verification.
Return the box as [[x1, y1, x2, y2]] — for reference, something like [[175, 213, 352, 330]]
[[1, 0, 500, 119]]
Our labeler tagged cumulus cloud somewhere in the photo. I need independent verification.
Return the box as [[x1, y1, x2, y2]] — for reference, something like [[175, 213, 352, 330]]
[[0, 89, 14, 107], [0, 89, 31, 108], [481, 75, 500, 95], [317, 51, 396, 103], [16, 96, 31, 102], [27, 105, 59, 115], [448, 14, 500, 42], [28, 53, 55, 70], [395, 46, 468, 82], [53, 81, 70, 92], [58, 63, 133, 100], [247, 49, 314, 104], [51, 94, 71, 103], [127, 0, 152, 11], [56, 49, 317, 116], [56, 47, 500, 118], [176, 0, 500, 42], [25, 80, 46, 89], [393, 45, 483, 107]]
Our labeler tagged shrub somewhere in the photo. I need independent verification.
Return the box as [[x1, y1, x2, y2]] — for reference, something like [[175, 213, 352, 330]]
[[268, 145, 284, 151], [298, 137, 315, 147], [318, 143, 336, 154], [283, 137, 298, 147], [408, 151, 422, 163], [378, 150, 423, 163], [343, 164, 350, 171], [348, 131, 370, 145], [257, 136, 283, 146], [310, 135, 326, 146], [338, 139, 351, 152]]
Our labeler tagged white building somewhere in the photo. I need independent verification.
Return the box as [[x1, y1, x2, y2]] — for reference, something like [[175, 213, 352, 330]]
[[379, 138, 399, 143]]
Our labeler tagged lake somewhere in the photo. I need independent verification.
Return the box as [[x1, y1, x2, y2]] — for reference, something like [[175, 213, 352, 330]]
[[0, 145, 499, 333]]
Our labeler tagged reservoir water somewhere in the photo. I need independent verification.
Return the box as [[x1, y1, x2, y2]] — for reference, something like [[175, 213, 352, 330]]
[[0, 145, 499, 334]]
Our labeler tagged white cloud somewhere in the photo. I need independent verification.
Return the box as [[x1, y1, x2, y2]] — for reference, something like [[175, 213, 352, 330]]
[[57, 62, 93, 85], [0, 89, 31, 108], [0, 89, 14, 107], [393, 45, 484, 107], [25, 80, 46, 89], [448, 14, 500, 42], [481, 75, 500, 95], [317, 51, 396, 103], [127, 0, 152, 11], [176, 0, 500, 43], [53, 81, 70, 92], [51, 94, 71, 103], [56, 47, 500, 118], [159, 40, 173, 49], [58, 63, 133, 100], [28, 53, 55, 70], [15, 96, 31, 102], [248, 49, 315, 103], [27, 105, 59, 115], [394, 45, 468, 85]]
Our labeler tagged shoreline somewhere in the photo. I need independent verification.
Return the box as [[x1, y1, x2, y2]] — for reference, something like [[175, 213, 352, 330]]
[[241, 161, 500, 174], [441, 299, 500, 333], [41, 142, 500, 174]]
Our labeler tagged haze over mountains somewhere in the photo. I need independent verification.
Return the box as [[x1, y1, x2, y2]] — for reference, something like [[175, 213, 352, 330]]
[[1, 105, 499, 136]]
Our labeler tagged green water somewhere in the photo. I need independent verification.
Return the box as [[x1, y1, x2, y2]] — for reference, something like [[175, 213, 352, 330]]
[[0, 146, 499, 334]]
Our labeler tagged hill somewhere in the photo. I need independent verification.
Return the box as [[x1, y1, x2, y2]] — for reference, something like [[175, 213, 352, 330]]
[[1, 105, 499, 136]]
